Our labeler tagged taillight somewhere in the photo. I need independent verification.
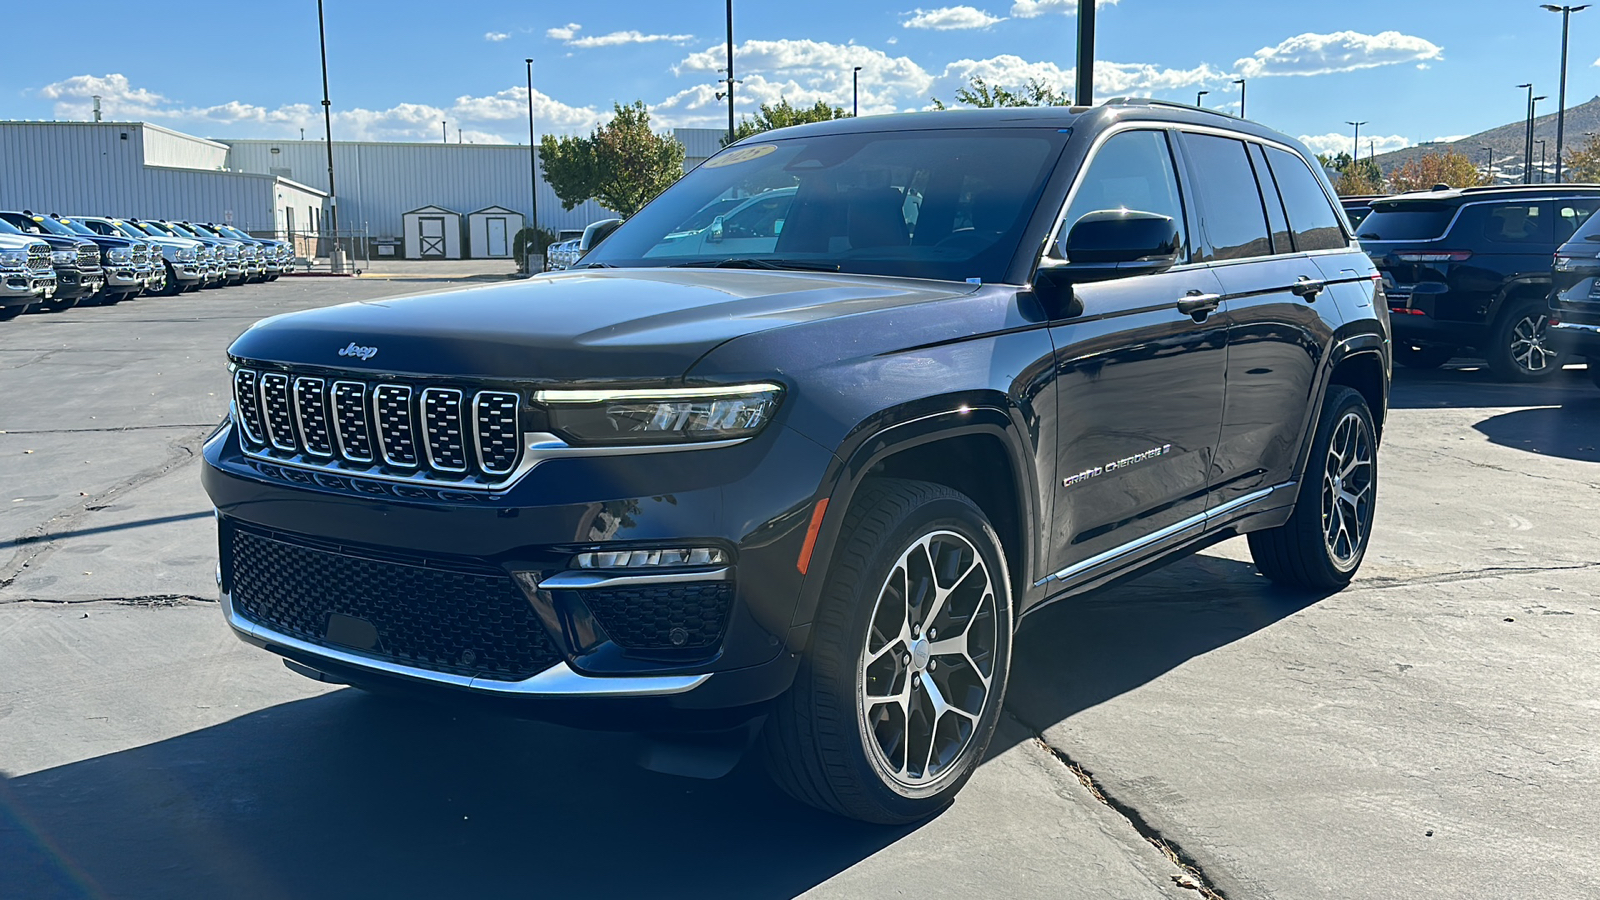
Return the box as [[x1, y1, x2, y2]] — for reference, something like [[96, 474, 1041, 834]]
[[1394, 250, 1472, 262]]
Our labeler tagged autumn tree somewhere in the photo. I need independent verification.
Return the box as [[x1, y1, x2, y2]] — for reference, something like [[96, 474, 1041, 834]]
[[1319, 151, 1386, 196], [1387, 149, 1489, 192], [724, 98, 849, 146], [1563, 134, 1600, 183], [539, 102, 686, 217], [930, 76, 1071, 109]]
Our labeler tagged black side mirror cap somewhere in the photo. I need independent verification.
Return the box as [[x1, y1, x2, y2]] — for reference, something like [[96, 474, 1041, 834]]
[[1063, 209, 1181, 266]]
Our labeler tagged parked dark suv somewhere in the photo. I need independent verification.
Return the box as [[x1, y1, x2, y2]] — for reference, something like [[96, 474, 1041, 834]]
[[1358, 184, 1600, 379], [1546, 208, 1600, 387], [203, 101, 1390, 824]]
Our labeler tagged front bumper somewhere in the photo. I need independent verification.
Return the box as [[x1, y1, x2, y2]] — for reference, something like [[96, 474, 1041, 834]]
[[172, 263, 205, 283], [106, 267, 144, 288], [2, 270, 53, 300], [53, 268, 105, 299], [202, 420, 830, 720]]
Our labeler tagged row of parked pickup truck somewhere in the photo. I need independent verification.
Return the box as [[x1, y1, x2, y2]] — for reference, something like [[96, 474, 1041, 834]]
[[0, 212, 292, 321]]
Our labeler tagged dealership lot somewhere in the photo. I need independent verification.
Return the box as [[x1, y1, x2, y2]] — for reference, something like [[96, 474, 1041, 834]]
[[3, 274, 1598, 898]]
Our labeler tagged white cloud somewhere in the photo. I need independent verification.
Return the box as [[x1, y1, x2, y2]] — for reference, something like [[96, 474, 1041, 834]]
[[1236, 31, 1442, 78], [903, 6, 1006, 30], [546, 23, 581, 40], [484, 31, 509, 42], [568, 30, 695, 48], [1010, 0, 1118, 17], [673, 39, 936, 120], [929, 54, 1223, 103], [1298, 132, 1412, 158]]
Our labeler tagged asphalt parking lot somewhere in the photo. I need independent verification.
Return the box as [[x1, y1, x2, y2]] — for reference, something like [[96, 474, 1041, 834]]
[[3, 272, 1598, 899]]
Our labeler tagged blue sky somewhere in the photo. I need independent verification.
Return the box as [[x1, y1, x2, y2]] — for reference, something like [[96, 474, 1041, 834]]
[[3, 0, 1589, 158]]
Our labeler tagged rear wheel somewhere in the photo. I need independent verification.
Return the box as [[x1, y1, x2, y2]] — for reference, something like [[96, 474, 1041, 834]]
[[1393, 342, 1456, 370], [1249, 386, 1377, 592], [1486, 297, 1566, 381], [763, 478, 1012, 824]]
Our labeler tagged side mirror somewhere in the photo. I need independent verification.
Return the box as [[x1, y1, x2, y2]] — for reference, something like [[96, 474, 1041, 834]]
[[707, 215, 725, 244], [1061, 209, 1181, 269], [579, 217, 624, 253]]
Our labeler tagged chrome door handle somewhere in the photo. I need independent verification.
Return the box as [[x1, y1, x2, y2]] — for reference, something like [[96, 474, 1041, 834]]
[[1292, 276, 1326, 299], [1176, 291, 1222, 316]]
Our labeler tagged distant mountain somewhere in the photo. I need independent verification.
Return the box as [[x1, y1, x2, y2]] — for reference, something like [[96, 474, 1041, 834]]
[[1369, 94, 1600, 183]]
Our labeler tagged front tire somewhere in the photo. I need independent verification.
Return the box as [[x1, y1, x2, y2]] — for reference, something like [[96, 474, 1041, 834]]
[[1486, 297, 1566, 381], [1248, 386, 1377, 592], [763, 478, 1012, 824]]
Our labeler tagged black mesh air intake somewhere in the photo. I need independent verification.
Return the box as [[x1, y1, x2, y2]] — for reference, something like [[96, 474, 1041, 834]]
[[574, 581, 736, 651]]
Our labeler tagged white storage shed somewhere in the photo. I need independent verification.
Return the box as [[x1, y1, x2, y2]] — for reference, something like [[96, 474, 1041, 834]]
[[402, 205, 462, 259], [467, 206, 523, 259]]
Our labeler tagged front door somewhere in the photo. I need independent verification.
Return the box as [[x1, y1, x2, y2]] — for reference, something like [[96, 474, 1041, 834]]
[[1044, 128, 1229, 582], [419, 217, 445, 257], [487, 217, 508, 257]]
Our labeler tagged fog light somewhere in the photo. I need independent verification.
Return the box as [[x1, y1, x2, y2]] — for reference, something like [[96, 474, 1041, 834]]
[[574, 547, 729, 569]]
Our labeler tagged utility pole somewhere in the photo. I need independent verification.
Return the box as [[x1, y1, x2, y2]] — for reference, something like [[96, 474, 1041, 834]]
[[525, 57, 539, 265], [853, 66, 863, 116], [1482, 145, 1495, 182], [1075, 0, 1096, 106], [316, 0, 341, 271], [1346, 121, 1367, 167], [1538, 139, 1548, 182], [725, 0, 735, 144], [1518, 83, 1535, 183], [1233, 78, 1247, 119], [1544, 4, 1590, 182]]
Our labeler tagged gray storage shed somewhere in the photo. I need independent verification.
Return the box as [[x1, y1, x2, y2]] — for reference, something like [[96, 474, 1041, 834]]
[[402, 205, 462, 259], [467, 206, 523, 259]]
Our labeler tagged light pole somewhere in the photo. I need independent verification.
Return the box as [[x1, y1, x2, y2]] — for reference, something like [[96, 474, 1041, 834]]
[[1537, 139, 1549, 182], [1233, 78, 1247, 118], [525, 57, 539, 268], [853, 66, 863, 116], [724, 0, 735, 144], [441, 121, 447, 143], [1076, 0, 1096, 106], [1195, 89, 1209, 108], [1532, 95, 1548, 182], [1518, 83, 1536, 183], [1346, 121, 1367, 168], [1482, 145, 1495, 182], [1543, 4, 1589, 181], [316, 0, 340, 270]]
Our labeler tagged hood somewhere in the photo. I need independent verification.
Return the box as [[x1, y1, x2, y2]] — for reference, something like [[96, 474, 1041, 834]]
[[229, 268, 978, 381], [24, 233, 90, 252]]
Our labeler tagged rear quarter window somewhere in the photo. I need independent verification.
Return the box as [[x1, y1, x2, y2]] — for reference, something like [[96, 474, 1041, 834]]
[[1478, 202, 1551, 245], [1264, 147, 1347, 252], [1181, 133, 1272, 261]]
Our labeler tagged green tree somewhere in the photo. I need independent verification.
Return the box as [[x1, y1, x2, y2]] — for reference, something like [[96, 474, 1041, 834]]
[[539, 101, 686, 217], [1387, 149, 1488, 192], [724, 98, 849, 146], [1564, 134, 1600, 183], [512, 226, 558, 272], [1320, 151, 1386, 196], [930, 76, 1071, 109]]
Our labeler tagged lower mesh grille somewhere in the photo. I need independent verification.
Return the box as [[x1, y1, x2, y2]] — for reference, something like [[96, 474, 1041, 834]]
[[574, 581, 736, 651], [230, 528, 562, 681]]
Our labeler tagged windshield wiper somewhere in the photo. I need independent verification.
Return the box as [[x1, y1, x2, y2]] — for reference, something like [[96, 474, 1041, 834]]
[[670, 257, 840, 272]]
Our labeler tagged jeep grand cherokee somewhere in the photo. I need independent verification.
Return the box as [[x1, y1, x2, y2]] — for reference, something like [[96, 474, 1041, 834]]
[[203, 100, 1390, 824]]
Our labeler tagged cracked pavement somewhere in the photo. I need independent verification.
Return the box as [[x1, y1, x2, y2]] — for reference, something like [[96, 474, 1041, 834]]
[[3, 271, 1599, 898]]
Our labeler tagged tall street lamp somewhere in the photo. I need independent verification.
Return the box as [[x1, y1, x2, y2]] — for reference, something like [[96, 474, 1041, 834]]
[[1543, 4, 1589, 181], [724, 0, 736, 144], [853, 66, 864, 116], [1346, 120, 1367, 166], [315, 0, 340, 271], [1482, 145, 1495, 182], [1195, 89, 1209, 107], [1076, 0, 1096, 106], [1533, 95, 1548, 182], [1518, 83, 1536, 183], [1233, 78, 1247, 119], [525, 57, 539, 266]]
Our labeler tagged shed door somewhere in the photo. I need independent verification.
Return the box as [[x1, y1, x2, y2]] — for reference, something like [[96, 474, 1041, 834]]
[[487, 217, 508, 257], [419, 217, 446, 257]]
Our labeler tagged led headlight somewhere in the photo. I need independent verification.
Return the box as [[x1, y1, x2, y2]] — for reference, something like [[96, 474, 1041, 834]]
[[535, 383, 783, 446], [107, 247, 134, 263], [176, 248, 197, 261], [51, 250, 74, 265], [0, 250, 26, 267], [574, 547, 729, 569]]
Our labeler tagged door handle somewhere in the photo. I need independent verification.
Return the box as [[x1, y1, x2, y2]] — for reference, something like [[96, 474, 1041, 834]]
[[1291, 276, 1326, 300], [1176, 291, 1222, 316]]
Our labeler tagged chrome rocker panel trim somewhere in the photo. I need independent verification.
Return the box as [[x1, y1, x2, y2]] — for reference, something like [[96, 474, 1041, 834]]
[[220, 587, 711, 697]]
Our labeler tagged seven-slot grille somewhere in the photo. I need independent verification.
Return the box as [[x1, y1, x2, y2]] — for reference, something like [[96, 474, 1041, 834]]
[[75, 245, 99, 269], [232, 365, 522, 484]]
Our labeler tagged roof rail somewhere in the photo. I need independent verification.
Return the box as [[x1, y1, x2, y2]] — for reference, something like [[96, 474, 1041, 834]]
[[1102, 96, 1240, 121], [1458, 183, 1600, 194]]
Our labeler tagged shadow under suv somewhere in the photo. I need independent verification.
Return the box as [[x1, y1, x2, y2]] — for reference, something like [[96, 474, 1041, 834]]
[[203, 101, 1390, 824], [1358, 184, 1600, 380]]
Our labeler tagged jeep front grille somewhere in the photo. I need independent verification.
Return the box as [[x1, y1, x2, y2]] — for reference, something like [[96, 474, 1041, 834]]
[[232, 366, 523, 487]]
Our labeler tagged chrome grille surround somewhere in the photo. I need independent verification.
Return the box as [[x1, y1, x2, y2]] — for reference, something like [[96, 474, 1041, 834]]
[[292, 377, 334, 457], [421, 388, 468, 473], [259, 372, 298, 451], [374, 385, 419, 468], [473, 392, 521, 475], [26, 243, 51, 274], [76, 244, 100, 269], [331, 381, 375, 463]]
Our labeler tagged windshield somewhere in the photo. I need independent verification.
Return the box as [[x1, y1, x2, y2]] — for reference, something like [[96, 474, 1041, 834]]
[[136, 221, 175, 236], [54, 217, 100, 237], [0, 217, 22, 235], [112, 221, 151, 239], [582, 128, 1067, 282], [4, 214, 74, 237], [1356, 204, 1456, 241], [166, 223, 204, 239], [217, 225, 253, 240]]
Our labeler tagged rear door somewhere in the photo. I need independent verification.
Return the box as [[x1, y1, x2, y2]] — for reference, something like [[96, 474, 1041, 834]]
[[1045, 128, 1228, 582]]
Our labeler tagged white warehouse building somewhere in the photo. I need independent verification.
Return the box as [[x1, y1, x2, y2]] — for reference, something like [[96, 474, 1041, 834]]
[[0, 120, 728, 253]]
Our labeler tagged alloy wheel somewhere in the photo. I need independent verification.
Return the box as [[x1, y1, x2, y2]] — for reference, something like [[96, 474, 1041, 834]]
[[1321, 411, 1375, 569], [858, 530, 998, 790], [1509, 312, 1559, 374]]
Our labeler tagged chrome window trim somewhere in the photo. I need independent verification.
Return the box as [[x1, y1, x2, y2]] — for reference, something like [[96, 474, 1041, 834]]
[[471, 390, 521, 476], [373, 383, 419, 469], [331, 380, 375, 463], [535, 382, 784, 404], [258, 372, 298, 452], [420, 387, 469, 474], [537, 568, 732, 590], [221, 588, 710, 697], [291, 376, 334, 458], [1036, 482, 1290, 587]]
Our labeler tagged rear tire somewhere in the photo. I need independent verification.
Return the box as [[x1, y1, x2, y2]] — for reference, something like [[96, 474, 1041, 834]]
[[1248, 386, 1377, 592], [762, 478, 1012, 824], [1486, 296, 1566, 381], [1393, 342, 1456, 370]]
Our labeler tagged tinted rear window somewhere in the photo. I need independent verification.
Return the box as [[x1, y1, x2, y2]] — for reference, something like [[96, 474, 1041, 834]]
[[1265, 147, 1346, 251], [1355, 205, 1455, 241], [1182, 133, 1271, 261]]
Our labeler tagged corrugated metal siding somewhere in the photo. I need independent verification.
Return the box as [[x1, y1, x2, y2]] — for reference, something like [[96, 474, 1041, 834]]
[[221, 139, 617, 237], [142, 124, 229, 170], [674, 128, 727, 169]]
